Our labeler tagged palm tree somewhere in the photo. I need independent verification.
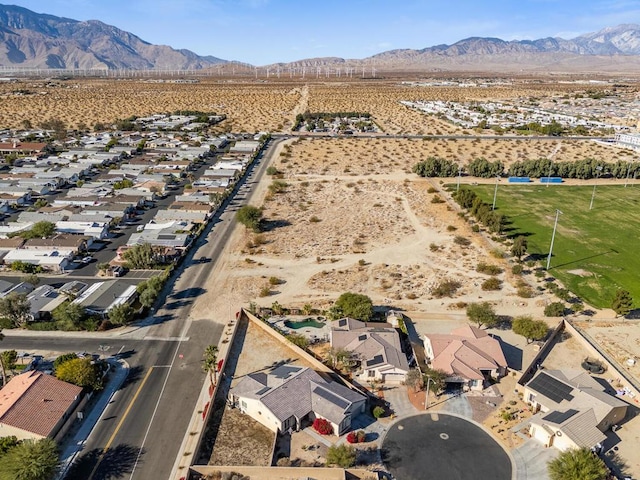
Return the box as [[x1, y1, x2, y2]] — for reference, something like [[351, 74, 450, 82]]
[[548, 447, 608, 480], [302, 303, 313, 316], [202, 345, 219, 386]]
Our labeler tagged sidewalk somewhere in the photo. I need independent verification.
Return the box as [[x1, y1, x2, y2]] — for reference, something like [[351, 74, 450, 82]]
[[57, 358, 130, 479]]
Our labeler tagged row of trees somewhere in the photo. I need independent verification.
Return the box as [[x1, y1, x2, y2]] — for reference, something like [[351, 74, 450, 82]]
[[0, 437, 59, 480], [413, 156, 640, 180], [453, 188, 505, 233]]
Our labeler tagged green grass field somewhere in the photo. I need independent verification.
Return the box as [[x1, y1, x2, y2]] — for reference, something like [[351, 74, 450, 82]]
[[466, 184, 640, 309]]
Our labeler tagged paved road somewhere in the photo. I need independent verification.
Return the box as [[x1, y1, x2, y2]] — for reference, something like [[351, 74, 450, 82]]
[[277, 132, 611, 141], [1, 138, 282, 480], [382, 413, 512, 480]]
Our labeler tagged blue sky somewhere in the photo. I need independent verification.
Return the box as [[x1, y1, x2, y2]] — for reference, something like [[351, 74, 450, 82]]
[[7, 0, 640, 64]]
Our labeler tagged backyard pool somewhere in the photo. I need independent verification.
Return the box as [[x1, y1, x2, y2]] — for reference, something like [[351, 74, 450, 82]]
[[284, 318, 325, 329]]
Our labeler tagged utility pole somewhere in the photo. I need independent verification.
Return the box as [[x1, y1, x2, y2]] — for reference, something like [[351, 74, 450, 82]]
[[492, 175, 500, 210], [425, 375, 432, 410], [589, 166, 603, 210], [546, 209, 563, 270]]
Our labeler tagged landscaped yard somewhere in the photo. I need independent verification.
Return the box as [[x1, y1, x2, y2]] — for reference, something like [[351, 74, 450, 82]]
[[466, 184, 640, 308]]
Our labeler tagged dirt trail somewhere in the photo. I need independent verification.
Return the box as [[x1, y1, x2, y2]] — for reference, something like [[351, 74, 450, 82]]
[[290, 84, 309, 130]]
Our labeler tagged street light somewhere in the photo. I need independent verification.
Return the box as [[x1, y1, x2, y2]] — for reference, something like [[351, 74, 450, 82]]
[[424, 374, 432, 410], [589, 166, 603, 210], [546, 209, 563, 270], [492, 175, 500, 211]]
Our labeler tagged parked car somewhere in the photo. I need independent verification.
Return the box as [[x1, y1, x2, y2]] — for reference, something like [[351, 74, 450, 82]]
[[111, 266, 127, 277], [81, 256, 93, 264]]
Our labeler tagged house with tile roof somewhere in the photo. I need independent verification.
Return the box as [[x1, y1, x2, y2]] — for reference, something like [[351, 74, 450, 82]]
[[330, 318, 410, 384], [423, 324, 508, 391], [521, 369, 627, 451], [0, 371, 84, 442], [228, 365, 366, 436]]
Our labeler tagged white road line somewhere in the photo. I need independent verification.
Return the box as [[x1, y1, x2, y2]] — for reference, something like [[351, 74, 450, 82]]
[[128, 316, 192, 479]]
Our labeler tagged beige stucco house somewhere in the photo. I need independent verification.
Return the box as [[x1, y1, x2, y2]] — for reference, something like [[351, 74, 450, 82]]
[[522, 369, 627, 451], [0, 371, 84, 442], [423, 324, 508, 391], [228, 365, 366, 436], [330, 318, 410, 384]]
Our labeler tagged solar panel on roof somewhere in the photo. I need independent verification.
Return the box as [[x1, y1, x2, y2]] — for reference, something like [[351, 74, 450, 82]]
[[358, 334, 367, 341], [157, 234, 176, 240], [338, 319, 347, 327], [256, 386, 271, 396], [366, 354, 384, 367], [543, 409, 579, 424], [528, 372, 574, 403], [271, 365, 301, 379], [313, 386, 349, 409]]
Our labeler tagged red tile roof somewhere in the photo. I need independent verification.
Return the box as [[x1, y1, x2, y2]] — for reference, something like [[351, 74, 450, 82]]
[[0, 371, 82, 437]]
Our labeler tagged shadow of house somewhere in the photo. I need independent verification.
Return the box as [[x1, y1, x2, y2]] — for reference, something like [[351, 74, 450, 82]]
[[493, 335, 523, 371]]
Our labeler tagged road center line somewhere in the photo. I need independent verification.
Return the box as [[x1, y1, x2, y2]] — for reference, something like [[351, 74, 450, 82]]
[[128, 321, 191, 479], [87, 366, 155, 480]]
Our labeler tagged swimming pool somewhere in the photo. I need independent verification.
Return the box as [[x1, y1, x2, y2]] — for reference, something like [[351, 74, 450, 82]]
[[284, 318, 325, 329]]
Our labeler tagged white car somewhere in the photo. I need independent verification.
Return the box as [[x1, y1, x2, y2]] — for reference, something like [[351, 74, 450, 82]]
[[81, 256, 93, 264]]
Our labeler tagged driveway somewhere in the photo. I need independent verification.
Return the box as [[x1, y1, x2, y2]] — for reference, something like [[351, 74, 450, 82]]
[[512, 438, 556, 480], [384, 386, 419, 417]]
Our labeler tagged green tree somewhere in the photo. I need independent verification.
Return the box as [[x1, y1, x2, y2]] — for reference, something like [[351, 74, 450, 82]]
[[511, 236, 528, 261], [18, 221, 56, 240], [286, 333, 308, 349], [327, 348, 354, 372], [202, 345, 219, 385], [54, 357, 101, 390], [512, 316, 548, 343], [19, 274, 40, 286], [404, 368, 424, 392], [52, 303, 87, 329], [0, 436, 19, 455], [236, 205, 263, 232], [53, 353, 78, 371], [466, 302, 498, 329], [0, 438, 59, 480], [334, 292, 374, 321], [0, 293, 31, 328], [139, 288, 158, 309], [547, 447, 608, 480], [423, 367, 447, 394], [123, 243, 156, 269], [326, 444, 356, 468], [0, 350, 17, 373], [612, 289, 633, 317], [108, 304, 135, 326]]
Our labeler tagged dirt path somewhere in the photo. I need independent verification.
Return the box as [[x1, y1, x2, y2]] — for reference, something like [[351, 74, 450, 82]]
[[290, 84, 309, 131]]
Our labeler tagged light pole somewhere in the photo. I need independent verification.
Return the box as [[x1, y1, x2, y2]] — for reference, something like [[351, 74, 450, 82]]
[[546, 209, 563, 270], [589, 166, 603, 210], [492, 175, 500, 211], [424, 374, 432, 410]]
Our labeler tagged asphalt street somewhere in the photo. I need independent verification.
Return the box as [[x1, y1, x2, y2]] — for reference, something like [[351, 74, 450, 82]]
[[0, 138, 282, 480], [382, 413, 512, 480]]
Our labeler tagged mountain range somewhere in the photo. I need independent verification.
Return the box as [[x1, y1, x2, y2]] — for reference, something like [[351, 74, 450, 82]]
[[2, 3, 640, 72]]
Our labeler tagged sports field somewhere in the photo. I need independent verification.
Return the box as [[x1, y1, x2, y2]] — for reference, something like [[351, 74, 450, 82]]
[[467, 183, 640, 309]]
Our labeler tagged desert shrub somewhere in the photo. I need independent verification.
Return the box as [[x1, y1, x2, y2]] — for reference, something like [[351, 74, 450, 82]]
[[259, 286, 271, 297], [517, 285, 534, 298], [512, 264, 524, 275], [268, 276, 281, 286], [490, 248, 505, 259], [431, 279, 461, 298], [453, 235, 471, 247], [481, 277, 502, 291], [429, 243, 440, 252], [431, 195, 445, 204], [501, 410, 515, 422], [309, 215, 321, 223], [446, 225, 457, 232], [476, 262, 503, 275], [544, 302, 566, 317], [372, 406, 385, 418], [471, 224, 480, 232], [313, 417, 333, 435], [326, 444, 356, 468]]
